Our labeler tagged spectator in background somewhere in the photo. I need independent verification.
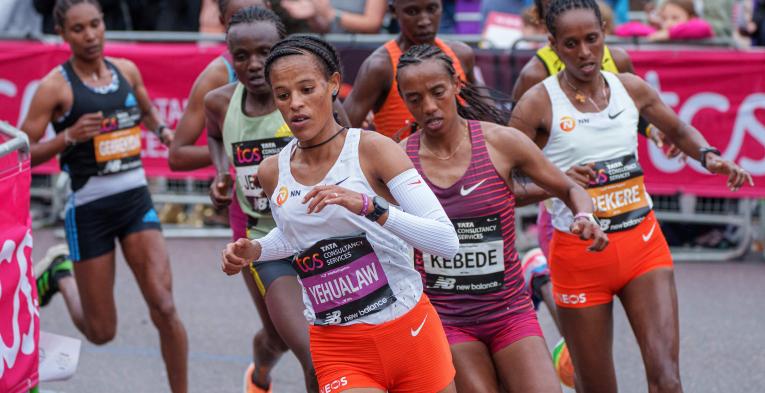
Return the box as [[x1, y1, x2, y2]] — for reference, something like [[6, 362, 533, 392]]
[[602, 0, 629, 24], [754, 0, 765, 45], [279, 0, 388, 33], [698, 0, 734, 38], [34, 0, 163, 32], [615, 0, 713, 40], [1, 0, 43, 35], [480, 0, 529, 22], [740, 0, 765, 45]]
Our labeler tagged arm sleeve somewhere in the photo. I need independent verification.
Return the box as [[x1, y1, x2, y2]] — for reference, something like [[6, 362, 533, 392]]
[[382, 168, 460, 259], [254, 226, 297, 262]]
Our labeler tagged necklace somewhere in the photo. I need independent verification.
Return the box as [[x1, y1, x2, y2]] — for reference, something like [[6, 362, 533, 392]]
[[297, 127, 346, 149], [421, 128, 469, 161], [562, 72, 608, 112]]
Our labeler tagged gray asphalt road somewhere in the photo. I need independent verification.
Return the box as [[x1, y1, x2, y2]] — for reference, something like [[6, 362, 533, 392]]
[[34, 228, 765, 393]]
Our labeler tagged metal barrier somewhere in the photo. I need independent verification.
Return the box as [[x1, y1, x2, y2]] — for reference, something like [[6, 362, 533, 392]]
[[0, 121, 29, 158]]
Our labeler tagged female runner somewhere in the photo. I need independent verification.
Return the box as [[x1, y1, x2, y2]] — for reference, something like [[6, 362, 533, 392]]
[[21, 0, 186, 391], [223, 34, 460, 393], [203, 7, 317, 392], [396, 44, 606, 393], [510, 1, 753, 392]]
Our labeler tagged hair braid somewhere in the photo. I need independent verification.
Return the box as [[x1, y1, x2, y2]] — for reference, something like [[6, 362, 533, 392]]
[[545, 0, 602, 36], [396, 44, 511, 126], [264, 34, 343, 100], [226, 6, 285, 38], [54, 0, 102, 28]]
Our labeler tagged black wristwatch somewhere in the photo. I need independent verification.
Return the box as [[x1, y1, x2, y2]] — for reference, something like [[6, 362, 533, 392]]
[[365, 196, 389, 222], [699, 147, 721, 170]]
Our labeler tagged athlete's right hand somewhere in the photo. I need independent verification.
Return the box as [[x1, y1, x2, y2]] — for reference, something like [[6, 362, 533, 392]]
[[65, 112, 103, 143], [209, 173, 233, 209], [221, 238, 260, 275], [565, 163, 596, 187], [570, 218, 609, 252]]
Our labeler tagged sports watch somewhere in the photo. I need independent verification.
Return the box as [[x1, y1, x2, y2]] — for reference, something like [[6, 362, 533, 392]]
[[365, 196, 389, 222], [699, 147, 721, 170]]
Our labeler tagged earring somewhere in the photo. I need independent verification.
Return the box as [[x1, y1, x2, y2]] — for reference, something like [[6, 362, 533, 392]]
[[332, 90, 338, 96]]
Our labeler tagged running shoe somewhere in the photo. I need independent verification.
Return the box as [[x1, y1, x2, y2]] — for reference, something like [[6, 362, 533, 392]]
[[35, 245, 73, 307], [243, 363, 272, 393]]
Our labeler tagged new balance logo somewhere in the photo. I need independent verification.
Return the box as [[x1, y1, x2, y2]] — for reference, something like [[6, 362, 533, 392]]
[[431, 276, 456, 290]]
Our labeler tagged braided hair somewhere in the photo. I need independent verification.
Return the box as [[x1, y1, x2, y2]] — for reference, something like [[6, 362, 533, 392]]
[[396, 44, 510, 126], [264, 34, 343, 101], [545, 0, 603, 37], [53, 0, 102, 28], [226, 6, 286, 38]]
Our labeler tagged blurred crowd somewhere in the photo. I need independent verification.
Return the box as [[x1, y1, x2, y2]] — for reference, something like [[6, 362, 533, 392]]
[[0, 0, 763, 45]]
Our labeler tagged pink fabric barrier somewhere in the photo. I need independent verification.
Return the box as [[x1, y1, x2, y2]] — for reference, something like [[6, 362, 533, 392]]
[[0, 41, 764, 196], [0, 144, 38, 393]]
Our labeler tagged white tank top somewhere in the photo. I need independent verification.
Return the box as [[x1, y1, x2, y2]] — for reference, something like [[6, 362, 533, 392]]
[[272, 128, 422, 326], [542, 71, 652, 233]]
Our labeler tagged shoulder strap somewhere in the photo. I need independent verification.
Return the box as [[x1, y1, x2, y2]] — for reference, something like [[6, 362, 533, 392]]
[[61, 61, 84, 88], [601, 46, 619, 73], [383, 40, 401, 82], [535, 46, 561, 76]]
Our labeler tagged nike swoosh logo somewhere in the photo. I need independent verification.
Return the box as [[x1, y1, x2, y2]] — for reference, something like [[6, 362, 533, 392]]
[[460, 178, 487, 196], [608, 109, 625, 119], [642, 222, 657, 242], [335, 177, 349, 185], [411, 314, 428, 337]]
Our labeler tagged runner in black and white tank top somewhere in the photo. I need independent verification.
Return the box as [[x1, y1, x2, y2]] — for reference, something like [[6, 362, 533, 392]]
[[21, 3, 188, 391]]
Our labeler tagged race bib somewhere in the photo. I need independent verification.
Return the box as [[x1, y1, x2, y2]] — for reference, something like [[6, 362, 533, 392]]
[[93, 107, 142, 175], [422, 215, 504, 294], [294, 235, 396, 325], [587, 154, 651, 232], [231, 137, 291, 213]]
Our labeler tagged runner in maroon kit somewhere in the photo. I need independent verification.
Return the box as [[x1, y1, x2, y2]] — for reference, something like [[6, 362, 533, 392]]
[[398, 44, 607, 392]]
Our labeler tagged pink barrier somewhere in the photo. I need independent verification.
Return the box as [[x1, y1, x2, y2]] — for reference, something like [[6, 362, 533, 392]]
[[0, 41, 764, 196], [0, 143, 38, 393]]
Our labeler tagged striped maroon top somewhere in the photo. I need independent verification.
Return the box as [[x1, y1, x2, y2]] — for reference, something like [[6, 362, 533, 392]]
[[407, 120, 533, 326]]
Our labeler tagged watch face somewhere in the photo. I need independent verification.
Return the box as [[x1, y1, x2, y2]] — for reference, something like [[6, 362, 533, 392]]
[[374, 196, 389, 210]]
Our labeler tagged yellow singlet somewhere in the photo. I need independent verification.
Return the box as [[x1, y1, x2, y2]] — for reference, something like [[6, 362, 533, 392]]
[[535, 45, 619, 75]]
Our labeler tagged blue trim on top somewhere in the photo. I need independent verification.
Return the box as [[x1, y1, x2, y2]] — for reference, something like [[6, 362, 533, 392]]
[[221, 56, 237, 84], [64, 195, 81, 261]]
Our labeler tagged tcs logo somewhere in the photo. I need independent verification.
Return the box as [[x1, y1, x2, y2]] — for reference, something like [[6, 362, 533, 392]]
[[322, 376, 349, 392], [559, 116, 576, 132], [295, 253, 325, 273], [558, 293, 587, 305], [275, 186, 289, 206]]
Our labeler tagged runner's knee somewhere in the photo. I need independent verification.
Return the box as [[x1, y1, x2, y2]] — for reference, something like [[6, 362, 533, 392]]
[[645, 360, 681, 393], [85, 322, 117, 345], [147, 295, 179, 324]]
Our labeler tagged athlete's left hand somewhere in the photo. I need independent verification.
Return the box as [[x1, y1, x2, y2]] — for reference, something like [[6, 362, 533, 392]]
[[570, 218, 609, 252], [160, 127, 175, 146], [303, 185, 366, 215], [704, 154, 754, 191]]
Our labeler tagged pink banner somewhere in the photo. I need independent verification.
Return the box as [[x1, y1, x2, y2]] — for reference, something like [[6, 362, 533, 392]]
[[631, 50, 765, 197], [0, 144, 39, 393], [0, 40, 225, 179], [0, 41, 764, 196]]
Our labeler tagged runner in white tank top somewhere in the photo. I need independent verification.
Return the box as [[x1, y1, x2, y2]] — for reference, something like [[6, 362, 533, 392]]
[[509, 1, 752, 392], [223, 35, 461, 393]]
